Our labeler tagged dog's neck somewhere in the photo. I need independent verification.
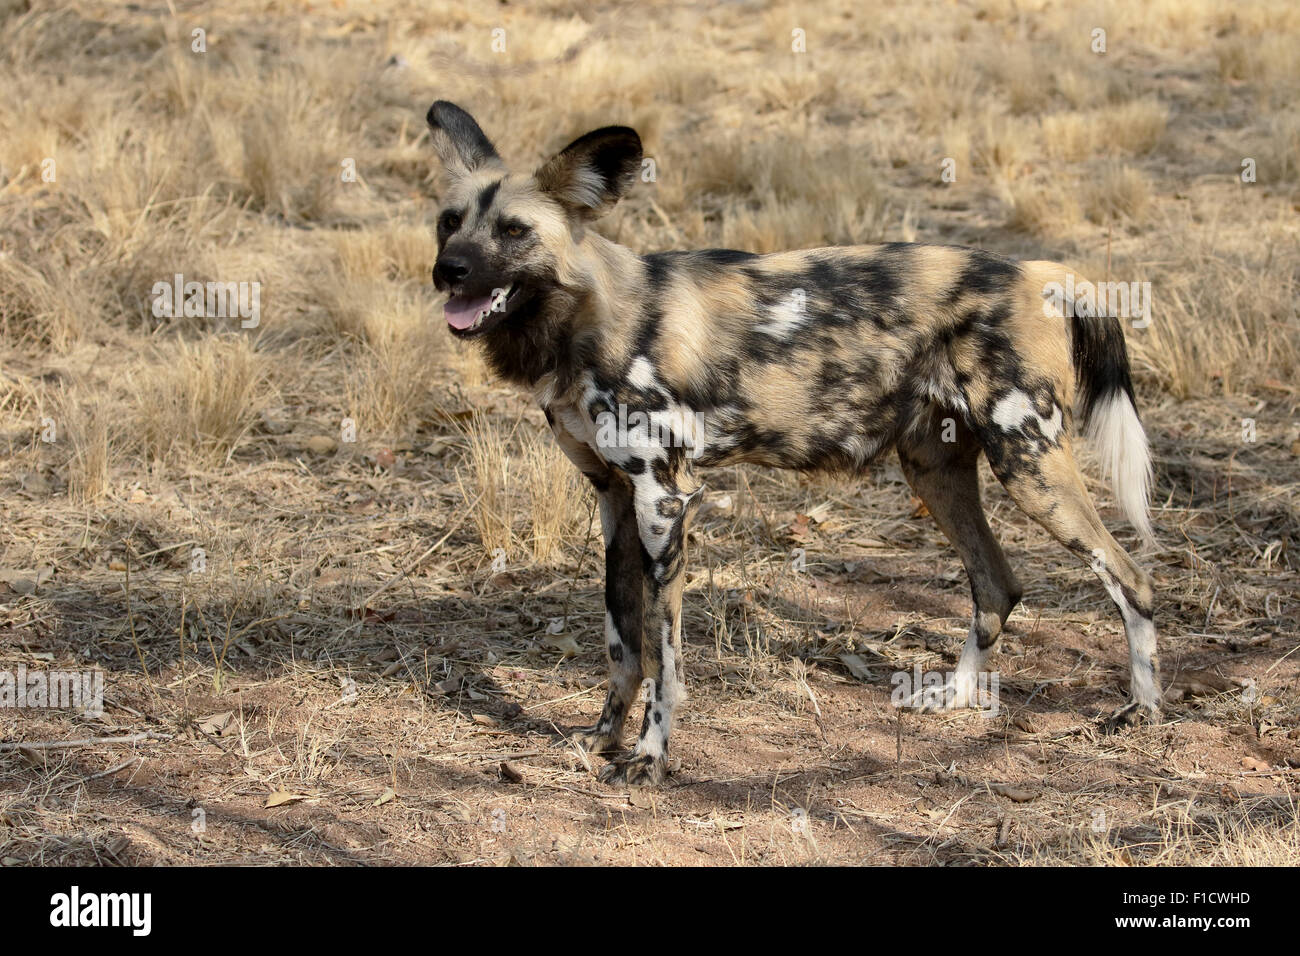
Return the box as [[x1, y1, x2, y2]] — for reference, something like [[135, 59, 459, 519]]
[[481, 230, 643, 399]]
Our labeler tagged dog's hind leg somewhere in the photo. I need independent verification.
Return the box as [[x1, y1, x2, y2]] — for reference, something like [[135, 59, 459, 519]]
[[898, 414, 1022, 708], [979, 421, 1159, 728]]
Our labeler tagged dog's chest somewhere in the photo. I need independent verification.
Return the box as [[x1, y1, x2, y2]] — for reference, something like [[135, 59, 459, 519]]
[[540, 369, 709, 472]]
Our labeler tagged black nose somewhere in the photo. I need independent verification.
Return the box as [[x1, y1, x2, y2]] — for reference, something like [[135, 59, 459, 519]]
[[434, 256, 471, 285]]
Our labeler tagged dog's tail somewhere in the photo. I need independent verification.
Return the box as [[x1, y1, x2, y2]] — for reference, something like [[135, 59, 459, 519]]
[[1070, 309, 1155, 546]]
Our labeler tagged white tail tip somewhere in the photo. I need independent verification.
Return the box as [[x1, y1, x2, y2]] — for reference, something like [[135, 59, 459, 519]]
[[1085, 393, 1155, 547]]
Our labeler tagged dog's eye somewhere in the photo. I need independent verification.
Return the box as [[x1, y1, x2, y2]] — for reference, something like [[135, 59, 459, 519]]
[[440, 211, 462, 232], [503, 222, 529, 238]]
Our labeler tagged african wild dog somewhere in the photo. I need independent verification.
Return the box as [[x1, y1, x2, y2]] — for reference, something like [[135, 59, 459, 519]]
[[426, 101, 1159, 786]]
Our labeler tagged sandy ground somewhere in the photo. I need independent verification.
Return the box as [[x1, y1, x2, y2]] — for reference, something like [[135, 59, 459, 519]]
[[1, 0, 1298, 865]]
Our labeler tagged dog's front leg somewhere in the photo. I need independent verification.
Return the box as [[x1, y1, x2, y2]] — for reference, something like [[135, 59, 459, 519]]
[[570, 474, 644, 755], [600, 469, 703, 787]]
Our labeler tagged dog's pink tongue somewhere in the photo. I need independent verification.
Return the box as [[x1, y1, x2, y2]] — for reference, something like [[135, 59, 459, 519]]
[[444, 295, 493, 330]]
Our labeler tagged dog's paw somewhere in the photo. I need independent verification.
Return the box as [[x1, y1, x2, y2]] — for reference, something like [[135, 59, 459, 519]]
[[905, 674, 976, 712], [1102, 700, 1159, 734], [598, 751, 667, 787], [566, 725, 622, 756]]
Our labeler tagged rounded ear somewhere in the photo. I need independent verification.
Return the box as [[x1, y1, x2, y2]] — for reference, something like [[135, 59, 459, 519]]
[[426, 101, 504, 178], [534, 126, 642, 218]]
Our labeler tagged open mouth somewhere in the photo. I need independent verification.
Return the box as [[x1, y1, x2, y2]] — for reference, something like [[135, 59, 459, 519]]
[[443, 283, 526, 337]]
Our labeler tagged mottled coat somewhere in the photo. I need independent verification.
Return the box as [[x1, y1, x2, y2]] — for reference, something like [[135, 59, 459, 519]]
[[426, 101, 1158, 786]]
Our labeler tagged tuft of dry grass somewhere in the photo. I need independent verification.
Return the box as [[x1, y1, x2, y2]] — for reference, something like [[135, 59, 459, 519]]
[[1042, 99, 1167, 163], [1005, 178, 1083, 235], [1081, 162, 1153, 225], [55, 389, 115, 504], [457, 411, 517, 560], [679, 130, 887, 252], [972, 111, 1039, 182], [133, 334, 270, 467], [1008, 798, 1300, 866], [521, 429, 589, 566], [454, 414, 591, 567], [208, 66, 345, 222], [1132, 228, 1299, 398], [0, 254, 94, 351]]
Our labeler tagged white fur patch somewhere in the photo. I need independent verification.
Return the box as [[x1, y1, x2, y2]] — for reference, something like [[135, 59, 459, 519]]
[[631, 474, 680, 559], [923, 377, 969, 416], [755, 291, 810, 338], [627, 356, 659, 390], [992, 389, 1062, 442], [945, 624, 996, 710], [561, 164, 606, 209], [1085, 392, 1154, 544], [1096, 568, 1160, 710]]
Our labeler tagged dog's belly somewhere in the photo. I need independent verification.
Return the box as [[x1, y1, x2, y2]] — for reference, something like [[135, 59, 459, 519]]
[[692, 404, 902, 472], [548, 392, 920, 477], [548, 370, 935, 478]]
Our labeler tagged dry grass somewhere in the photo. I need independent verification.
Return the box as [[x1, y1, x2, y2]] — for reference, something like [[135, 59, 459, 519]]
[[1042, 99, 1167, 163], [1005, 178, 1083, 236], [1081, 162, 1153, 225], [520, 430, 590, 567], [133, 335, 271, 467], [457, 412, 518, 559], [55, 389, 114, 505], [455, 414, 591, 567], [0, 0, 1297, 867]]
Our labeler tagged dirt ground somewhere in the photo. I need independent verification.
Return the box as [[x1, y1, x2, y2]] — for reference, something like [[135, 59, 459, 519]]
[[1, 0, 1298, 865]]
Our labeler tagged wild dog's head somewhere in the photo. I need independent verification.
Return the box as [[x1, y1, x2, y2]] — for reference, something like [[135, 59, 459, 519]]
[[426, 101, 641, 353]]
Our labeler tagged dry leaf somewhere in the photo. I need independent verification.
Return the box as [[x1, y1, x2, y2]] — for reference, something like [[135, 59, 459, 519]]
[[373, 787, 395, 806], [543, 634, 579, 658], [265, 791, 307, 808], [197, 711, 235, 737], [838, 653, 875, 682], [0, 566, 52, 595], [432, 676, 462, 695], [1012, 714, 1039, 734], [305, 435, 338, 455], [990, 783, 1037, 803], [786, 513, 813, 544]]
